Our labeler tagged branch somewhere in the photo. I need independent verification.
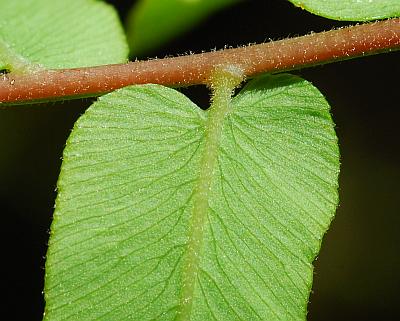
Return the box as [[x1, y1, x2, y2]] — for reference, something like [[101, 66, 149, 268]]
[[1, 18, 399, 104]]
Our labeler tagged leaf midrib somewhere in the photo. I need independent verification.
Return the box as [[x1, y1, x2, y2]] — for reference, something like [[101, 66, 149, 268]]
[[175, 82, 234, 321]]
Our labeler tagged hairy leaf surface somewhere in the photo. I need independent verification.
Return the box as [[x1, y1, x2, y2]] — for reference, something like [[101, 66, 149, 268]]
[[288, 0, 400, 21], [126, 0, 239, 56], [0, 0, 128, 73], [44, 74, 339, 321]]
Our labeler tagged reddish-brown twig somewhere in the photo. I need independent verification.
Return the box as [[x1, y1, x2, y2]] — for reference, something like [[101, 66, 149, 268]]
[[0, 18, 399, 104]]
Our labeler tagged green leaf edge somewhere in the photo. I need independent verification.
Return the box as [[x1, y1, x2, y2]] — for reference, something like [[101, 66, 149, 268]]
[[288, 0, 400, 21]]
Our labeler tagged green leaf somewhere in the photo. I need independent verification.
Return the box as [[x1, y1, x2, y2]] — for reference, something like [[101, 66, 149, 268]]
[[44, 73, 339, 320], [288, 0, 400, 21], [0, 0, 128, 73], [126, 0, 239, 57]]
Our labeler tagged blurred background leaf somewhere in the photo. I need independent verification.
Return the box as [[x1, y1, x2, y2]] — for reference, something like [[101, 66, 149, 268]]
[[125, 0, 240, 57], [288, 0, 400, 21], [0, 0, 128, 71]]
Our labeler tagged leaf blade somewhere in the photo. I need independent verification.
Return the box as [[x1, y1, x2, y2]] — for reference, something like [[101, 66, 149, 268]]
[[207, 74, 339, 319], [0, 0, 128, 73], [45, 74, 339, 321], [44, 84, 205, 320]]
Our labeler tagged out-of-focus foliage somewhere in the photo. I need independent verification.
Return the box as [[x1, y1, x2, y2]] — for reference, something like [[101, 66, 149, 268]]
[[125, 0, 239, 57], [0, 0, 128, 73], [288, 0, 400, 21]]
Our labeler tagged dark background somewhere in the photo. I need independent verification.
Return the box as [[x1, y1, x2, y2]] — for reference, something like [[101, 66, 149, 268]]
[[1, 0, 399, 320]]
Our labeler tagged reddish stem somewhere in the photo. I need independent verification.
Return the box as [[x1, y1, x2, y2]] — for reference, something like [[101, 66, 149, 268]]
[[1, 18, 399, 104]]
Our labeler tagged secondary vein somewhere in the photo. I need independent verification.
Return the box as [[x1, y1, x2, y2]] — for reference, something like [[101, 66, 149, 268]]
[[176, 65, 244, 321]]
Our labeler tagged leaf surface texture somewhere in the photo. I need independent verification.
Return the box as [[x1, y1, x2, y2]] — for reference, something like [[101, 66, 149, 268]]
[[0, 0, 128, 73], [45, 74, 339, 321]]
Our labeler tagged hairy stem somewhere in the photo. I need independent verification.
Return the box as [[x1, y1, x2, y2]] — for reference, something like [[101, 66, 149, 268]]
[[0, 18, 399, 104]]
